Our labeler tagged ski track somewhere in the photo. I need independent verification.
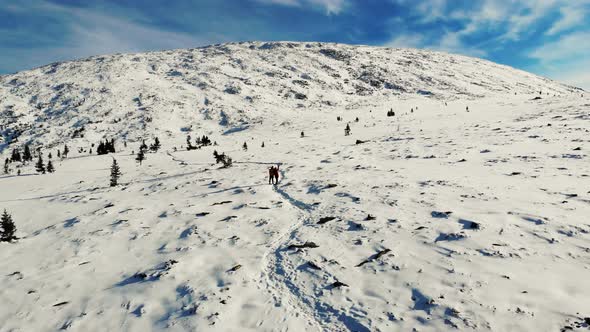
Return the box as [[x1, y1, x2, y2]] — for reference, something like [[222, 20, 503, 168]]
[[258, 168, 322, 330], [260, 169, 372, 332]]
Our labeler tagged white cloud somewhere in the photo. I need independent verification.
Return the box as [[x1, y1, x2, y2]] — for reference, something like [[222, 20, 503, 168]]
[[529, 31, 590, 62], [0, 0, 220, 71], [546, 4, 587, 36], [529, 31, 590, 89], [256, 0, 347, 14], [384, 33, 424, 48], [553, 64, 590, 90]]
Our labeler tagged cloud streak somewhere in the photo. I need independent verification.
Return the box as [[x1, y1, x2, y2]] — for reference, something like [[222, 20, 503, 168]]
[[256, 0, 348, 14]]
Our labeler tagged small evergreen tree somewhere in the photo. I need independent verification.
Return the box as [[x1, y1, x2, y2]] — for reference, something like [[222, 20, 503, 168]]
[[35, 154, 45, 174], [243, 142, 248, 151], [48, 152, 52, 159], [261, 142, 265, 148], [3, 158, 9, 174], [201, 135, 211, 146], [11, 148, 21, 162], [150, 137, 161, 152], [57, 150, 61, 158], [136, 149, 145, 165], [63, 144, 69, 158], [108, 139, 116, 153], [47, 160, 55, 173], [222, 155, 232, 168], [110, 159, 122, 187], [345, 124, 351, 136], [97, 141, 106, 155], [0, 210, 16, 242], [186, 135, 194, 150], [301, 131, 305, 138], [23, 144, 32, 162], [213, 150, 232, 167], [140, 139, 148, 152]]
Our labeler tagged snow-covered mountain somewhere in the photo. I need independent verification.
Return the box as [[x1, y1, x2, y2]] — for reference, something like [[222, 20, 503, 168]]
[[1, 42, 589, 332], [0, 41, 582, 152]]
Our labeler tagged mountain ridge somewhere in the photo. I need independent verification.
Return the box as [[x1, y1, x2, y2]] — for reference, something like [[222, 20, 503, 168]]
[[0, 41, 583, 153]]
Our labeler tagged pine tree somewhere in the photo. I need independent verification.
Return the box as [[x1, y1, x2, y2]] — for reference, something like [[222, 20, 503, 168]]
[[140, 140, 148, 152], [0, 210, 16, 242], [11, 148, 21, 162], [301, 131, 305, 138], [186, 135, 194, 150], [48, 152, 52, 159], [213, 150, 232, 167], [97, 141, 106, 155], [150, 137, 161, 152], [47, 160, 55, 173], [23, 144, 32, 162], [63, 144, 69, 158], [35, 154, 45, 174], [136, 149, 145, 165], [243, 142, 248, 151], [110, 159, 122, 187], [3, 158, 9, 174], [345, 124, 351, 136], [57, 150, 61, 158], [222, 155, 232, 168], [202, 135, 211, 146], [261, 142, 265, 148]]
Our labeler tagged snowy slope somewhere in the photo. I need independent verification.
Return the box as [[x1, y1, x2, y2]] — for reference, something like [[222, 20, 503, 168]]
[[0, 41, 582, 152], [1, 42, 589, 332]]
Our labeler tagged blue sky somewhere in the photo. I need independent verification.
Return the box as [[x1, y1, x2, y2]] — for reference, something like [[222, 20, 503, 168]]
[[1, 0, 589, 89]]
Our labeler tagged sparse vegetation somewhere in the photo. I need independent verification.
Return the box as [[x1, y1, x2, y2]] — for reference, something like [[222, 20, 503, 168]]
[[0, 209, 16, 242]]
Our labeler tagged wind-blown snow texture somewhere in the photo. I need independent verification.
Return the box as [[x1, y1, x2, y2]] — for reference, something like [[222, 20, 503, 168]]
[[1, 42, 589, 331]]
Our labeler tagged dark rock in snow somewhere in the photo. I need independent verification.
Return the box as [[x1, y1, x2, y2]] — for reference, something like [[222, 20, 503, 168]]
[[307, 261, 322, 270], [318, 216, 337, 224], [328, 281, 348, 289], [287, 242, 319, 250], [212, 201, 232, 206], [356, 248, 391, 267], [435, 232, 467, 242], [431, 211, 452, 219], [53, 301, 69, 307], [227, 264, 242, 273], [459, 219, 481, 230]]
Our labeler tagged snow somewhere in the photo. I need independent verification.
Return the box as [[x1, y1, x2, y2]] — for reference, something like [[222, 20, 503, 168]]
[[1, 42, 590, 331]]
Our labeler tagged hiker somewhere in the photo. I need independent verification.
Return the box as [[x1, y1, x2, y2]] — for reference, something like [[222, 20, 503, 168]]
[[268, 165, 280, 185], [268, 166, 275, 184], [268, 164, 279, 184], [272, 164, 280, 184]]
